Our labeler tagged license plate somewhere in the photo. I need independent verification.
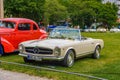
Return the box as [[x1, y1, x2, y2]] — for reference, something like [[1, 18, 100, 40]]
[[27, 55, 42, 61]]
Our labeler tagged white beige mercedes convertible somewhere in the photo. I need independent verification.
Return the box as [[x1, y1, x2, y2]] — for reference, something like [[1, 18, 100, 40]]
[[19, 28, 104, 67]]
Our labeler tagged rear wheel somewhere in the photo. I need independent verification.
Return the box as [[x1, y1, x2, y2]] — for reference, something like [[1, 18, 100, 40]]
[[92, 46, 101, 59], [62, 50, 75, 67]]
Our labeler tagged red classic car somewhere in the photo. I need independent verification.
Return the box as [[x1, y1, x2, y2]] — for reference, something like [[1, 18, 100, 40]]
[[0, 18, 47, 55]]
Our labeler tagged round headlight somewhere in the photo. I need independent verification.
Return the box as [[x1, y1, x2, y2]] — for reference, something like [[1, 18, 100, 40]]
[[19, 44, 24, 53], [54, 47, 61, 57]]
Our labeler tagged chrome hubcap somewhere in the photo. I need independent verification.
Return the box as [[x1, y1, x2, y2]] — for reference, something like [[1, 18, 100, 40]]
[[96, 47, 100, 58], [67, 52, 74, 66]]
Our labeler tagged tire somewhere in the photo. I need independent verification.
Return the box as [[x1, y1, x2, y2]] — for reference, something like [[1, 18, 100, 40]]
[[0, 45, 4, 56], [62, 50, 75, 67], [0, 54, 2, 56], [92, 46, 101, 59], [23, 57, 33, 63]]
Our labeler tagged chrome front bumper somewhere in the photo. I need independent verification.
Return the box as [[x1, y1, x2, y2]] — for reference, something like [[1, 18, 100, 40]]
[[19, 53, 64, 61]]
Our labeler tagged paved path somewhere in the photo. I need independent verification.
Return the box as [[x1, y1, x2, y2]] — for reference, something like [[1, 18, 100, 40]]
[[0, 69, 52, 80]]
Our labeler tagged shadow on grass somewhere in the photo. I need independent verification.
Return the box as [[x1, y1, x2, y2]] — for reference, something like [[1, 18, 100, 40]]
[[2, 51, 19, 57], [25, 60, 62, 69], [26, 55, 92, 68], [1, 53, 99, 68]]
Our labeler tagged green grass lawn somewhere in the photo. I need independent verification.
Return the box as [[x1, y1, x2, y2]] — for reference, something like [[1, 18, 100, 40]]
[[0, 32, 120, 80]]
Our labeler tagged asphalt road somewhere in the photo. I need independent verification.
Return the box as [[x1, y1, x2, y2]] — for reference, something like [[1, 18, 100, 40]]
[[0, 69, 52, 80]]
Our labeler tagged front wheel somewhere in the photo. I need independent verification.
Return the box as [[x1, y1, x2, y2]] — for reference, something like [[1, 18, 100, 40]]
[[23, 57, 33, 63], [0, 54, 2, 56], [0, 45, 4, 56], [92, 46, 101, 59], [62, 50, 75, 67]]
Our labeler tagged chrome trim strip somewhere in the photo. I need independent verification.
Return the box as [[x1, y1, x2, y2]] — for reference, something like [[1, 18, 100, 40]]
[[19, 53, 64, 61], [76, 51, 94, 58]]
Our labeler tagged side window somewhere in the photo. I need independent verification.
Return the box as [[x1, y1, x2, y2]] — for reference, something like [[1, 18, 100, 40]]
[[33, 24, 38, 30], [0, 21, 16, 28], [18, 23, 30, 30]]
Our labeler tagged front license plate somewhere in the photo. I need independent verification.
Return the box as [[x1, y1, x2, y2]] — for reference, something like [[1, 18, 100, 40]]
[[27, 55, 42, 61]]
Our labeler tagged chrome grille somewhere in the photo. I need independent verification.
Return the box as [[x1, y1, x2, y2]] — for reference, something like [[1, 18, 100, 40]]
[[25, 47, 53, 54]]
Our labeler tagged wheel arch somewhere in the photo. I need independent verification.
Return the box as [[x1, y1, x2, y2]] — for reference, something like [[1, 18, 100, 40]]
[[39, 34, 48, 40], [65, 47, 76, 59], [95, 43, 101, 50], [1, 37, 15, 53]]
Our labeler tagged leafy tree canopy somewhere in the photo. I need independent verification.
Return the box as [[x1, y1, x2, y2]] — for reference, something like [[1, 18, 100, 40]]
[[4, 0, 45, 21], [44, 0, 68, 25], [4, 0, 118, 28]]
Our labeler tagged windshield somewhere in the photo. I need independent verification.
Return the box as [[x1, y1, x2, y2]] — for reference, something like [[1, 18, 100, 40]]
[[0, 21, 16, 28], [49, 28, 81, 40]]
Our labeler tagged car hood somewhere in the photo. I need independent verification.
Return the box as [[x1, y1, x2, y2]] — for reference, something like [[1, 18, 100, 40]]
[[22, 39, 77, 49], [0, 28, 14, 33]]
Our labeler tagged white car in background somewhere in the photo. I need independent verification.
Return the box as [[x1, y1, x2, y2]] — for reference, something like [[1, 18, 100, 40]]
[[97, 27, 107, 32], [110, 27, 120, 32], [89, 29, 97, 32], [83, 29, 89, 32]]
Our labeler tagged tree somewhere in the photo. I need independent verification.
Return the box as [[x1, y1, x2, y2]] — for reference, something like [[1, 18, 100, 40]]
[[44, 0, 68, 25], [4, 0, 118, 28], [98, 3, 118, 29], [4, 0, 45, 21], [64, 0, 118, 29], [66, 0, 97, 28], [0, 0, 4, 18]]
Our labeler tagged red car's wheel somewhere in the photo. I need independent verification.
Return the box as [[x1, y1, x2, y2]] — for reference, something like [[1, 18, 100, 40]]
[[0, 45, 4, 56]]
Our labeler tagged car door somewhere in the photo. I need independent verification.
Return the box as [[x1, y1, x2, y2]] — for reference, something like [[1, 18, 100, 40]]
[[75, 39, 95, 57], [31, 23, 41, 39], [81, 39, 95, 53], [13, 22, 32, 49]]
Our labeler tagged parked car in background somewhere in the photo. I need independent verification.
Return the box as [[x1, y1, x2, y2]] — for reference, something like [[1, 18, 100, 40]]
[[0, 18, 47, 56], [47, 25, 56, 32], [83, 28, 96, 32], [83, 29, 89, 32], [97, 27, 107, 32], [89, 28, 97, 32], [19, 28, 104, 67], [110, 27, 120, 32], [47, 20, 69, 32], [47, 25, 68, 32]]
